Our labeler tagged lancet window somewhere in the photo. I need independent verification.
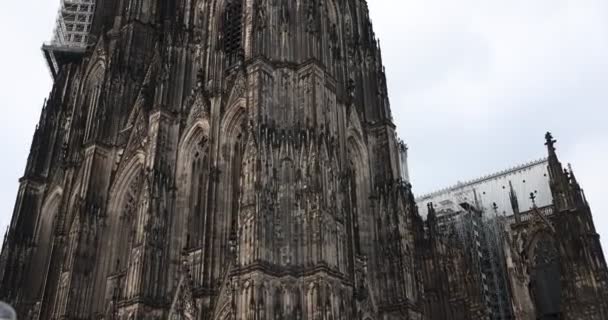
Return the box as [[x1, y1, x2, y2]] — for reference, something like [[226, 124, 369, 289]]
[[530, 233, 561, 318], [115, 170, 144, 272], [223, 0, 244, 67], [189, 142, 209, 248], [231, 137, 245, 231], [83, 64, 104, 142]]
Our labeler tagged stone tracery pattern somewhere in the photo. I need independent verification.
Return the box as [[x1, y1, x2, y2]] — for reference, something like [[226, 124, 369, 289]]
[[0, 1, 607, 320]]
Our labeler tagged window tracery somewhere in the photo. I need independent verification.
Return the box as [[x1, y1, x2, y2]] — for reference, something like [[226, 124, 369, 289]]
[[223, 0, 243, 67], [83, 64, 105, 142], [529, 233, 561, 318], [115, 170, 144, 272], [188, 138, 210, 248]]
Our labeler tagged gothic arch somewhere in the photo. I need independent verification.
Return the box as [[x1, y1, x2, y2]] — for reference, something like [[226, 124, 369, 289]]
[[324, 0, 341, 62], [109, 151, 146, 200], [213, 301, 233, 320], [28, 187, 63, 298], [178, 119, 211, 158], [108, 153, 145, 265], [326, 0, 339, 25], [81, 60, 106, 142], [221, 101, 247, 145], [63, 165, 87, 233], [83, 37, 107, 78], [93, 152, 145, 307], [177, 120, 211, 245], [83, 58, 107, 88], [525, 231, 562, 318], [218, 101, 248, 265], [34, 187, 63, 244], [169, 121, 213, 290], [346, 132, 372, 256], [211, 0, 244, 64]]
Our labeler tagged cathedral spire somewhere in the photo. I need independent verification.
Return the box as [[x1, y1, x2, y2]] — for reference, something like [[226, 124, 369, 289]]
[[509, 181, 521, 223], [545, 131, 565, 187], [567, 163, 588, 208], [568, 163, 581, 191], [545, 131, 557, 158], [427, 203, 438, 237], [545, 132, 571, 211]]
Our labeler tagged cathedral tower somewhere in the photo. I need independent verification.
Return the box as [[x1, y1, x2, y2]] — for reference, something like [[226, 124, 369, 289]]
[[0, 0, 422, 319]]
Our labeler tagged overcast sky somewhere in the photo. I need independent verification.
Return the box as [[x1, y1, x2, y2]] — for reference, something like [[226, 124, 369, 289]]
[[0, 1, 606, 251]]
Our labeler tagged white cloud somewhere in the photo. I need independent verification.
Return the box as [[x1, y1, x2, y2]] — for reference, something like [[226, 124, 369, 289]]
[[369, 0, 608, 250], [0, 0, 56, 235]]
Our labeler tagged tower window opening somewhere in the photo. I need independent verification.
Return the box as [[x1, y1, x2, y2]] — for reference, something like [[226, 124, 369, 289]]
[[223, 0, 243, 67]]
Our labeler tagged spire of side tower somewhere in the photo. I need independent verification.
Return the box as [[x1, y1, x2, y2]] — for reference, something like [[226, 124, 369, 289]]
[[545, 132, 571, 211], [509, 180, 521, 223]]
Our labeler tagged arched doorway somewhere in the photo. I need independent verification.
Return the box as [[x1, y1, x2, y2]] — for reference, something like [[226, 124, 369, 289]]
[[28, 189, 62, 299], [529, 233, 561, 319]]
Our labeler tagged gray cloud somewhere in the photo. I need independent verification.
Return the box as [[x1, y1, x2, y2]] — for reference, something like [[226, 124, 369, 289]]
[[369, 0, 608, 251]]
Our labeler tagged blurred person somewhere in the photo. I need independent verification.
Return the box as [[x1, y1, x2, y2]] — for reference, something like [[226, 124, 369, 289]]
[[0, 302, 15, 320]]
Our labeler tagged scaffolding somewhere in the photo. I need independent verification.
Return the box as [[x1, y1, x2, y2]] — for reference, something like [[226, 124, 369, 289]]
[[52, 0, 96, 47], [43, 0, 96, 79], [438, 202, 514, 320]]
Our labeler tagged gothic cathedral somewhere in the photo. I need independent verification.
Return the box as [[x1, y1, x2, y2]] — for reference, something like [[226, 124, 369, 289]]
[[1, 0, 607, 320]]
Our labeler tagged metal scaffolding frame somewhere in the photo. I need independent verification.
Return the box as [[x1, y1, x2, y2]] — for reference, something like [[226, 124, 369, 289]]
[[42, 0, 96, 79], [52, 0, 96, 47], [436, 201, 515, 320]]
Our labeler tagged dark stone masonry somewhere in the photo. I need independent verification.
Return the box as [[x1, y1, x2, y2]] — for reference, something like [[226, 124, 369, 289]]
[[1, 1, 607, 319]]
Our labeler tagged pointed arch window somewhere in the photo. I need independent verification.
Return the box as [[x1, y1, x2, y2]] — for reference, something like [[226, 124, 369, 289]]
[[83, 64, 105, 142], [231, 136, 245, 232], [530, 233, 561, 318], [28, 192, 61, 298], [115, 171, 144, 271], [189, 143, 209, 248], [223, 0, 244, 67]]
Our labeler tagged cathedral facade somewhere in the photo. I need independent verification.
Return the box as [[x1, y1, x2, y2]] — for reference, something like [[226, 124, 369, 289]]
[[0, 1, 606, 320]]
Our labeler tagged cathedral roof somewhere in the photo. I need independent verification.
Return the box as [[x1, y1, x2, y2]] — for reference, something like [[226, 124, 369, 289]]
[[416, 158, 551, 218]]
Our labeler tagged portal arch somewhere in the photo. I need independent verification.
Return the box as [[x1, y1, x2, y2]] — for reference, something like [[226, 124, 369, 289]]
[[28, 187, 63, 299], [81, 60, 106, 142], [92, 152, 145, 311], [526, 231, 561, 319]]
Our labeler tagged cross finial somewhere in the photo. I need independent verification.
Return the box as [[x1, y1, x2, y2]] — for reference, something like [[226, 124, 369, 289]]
[[529, 192, 537, 207], [545, 132, 557, 152]]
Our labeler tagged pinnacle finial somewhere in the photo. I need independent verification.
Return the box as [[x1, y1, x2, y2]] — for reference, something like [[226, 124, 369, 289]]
[[530, 192, 537, 208], [568, 163, 580, 188], [568, 163, 575, 179], [427, 202, 436, 218], [545, 132, 556, 152]]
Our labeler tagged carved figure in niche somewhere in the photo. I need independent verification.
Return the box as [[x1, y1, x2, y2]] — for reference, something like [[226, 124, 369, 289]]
[[280, 0, 289, 25], [347, 78, 355, 102], [195, 2, 207, 28], [256, 2, 267, 31], [329, 24, 338, 59], [306, 1, 318, 34]]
